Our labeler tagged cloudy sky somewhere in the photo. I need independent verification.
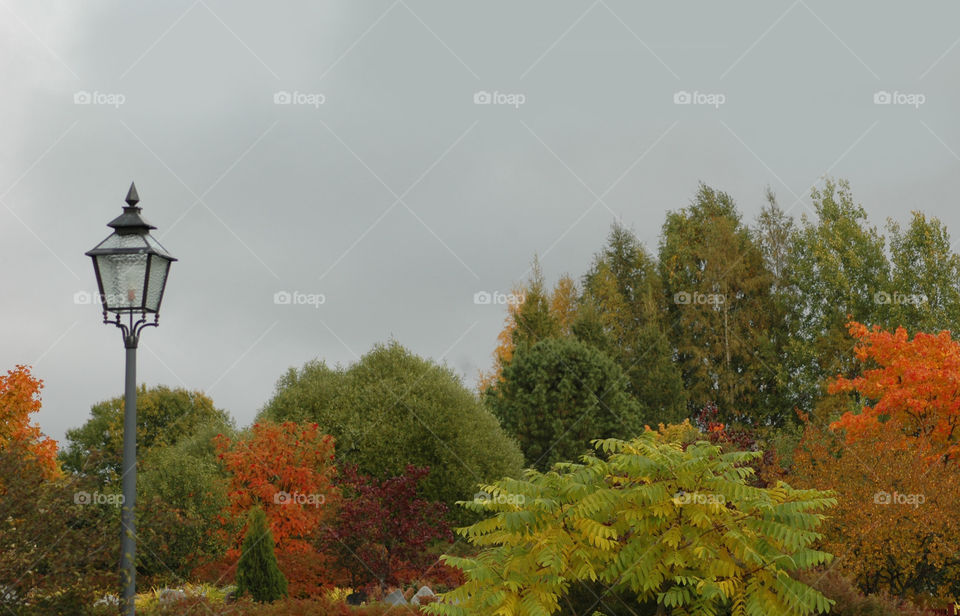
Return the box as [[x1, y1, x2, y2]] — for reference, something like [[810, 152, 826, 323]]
[[2, 1, 959, 443]]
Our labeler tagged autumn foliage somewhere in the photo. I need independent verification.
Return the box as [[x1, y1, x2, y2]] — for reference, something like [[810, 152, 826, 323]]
[[0, 365, 58, 480], [214, 421, 337, 596], [794, 322, 960, 602], [829, 321, 960, 462], [321, 464, 453, 592]]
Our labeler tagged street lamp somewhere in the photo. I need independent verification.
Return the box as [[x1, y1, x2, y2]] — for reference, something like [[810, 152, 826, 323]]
[[86, 182, 176, 615]]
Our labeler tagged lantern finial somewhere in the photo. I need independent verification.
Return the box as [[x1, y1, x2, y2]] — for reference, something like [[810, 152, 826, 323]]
[[125, 182, 140, 207]]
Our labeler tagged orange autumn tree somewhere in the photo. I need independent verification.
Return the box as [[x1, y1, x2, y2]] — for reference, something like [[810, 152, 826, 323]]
[[829, 321, 960, 461], [794, 322, 960, 602], [794, 420, 960, 601], [214, 421, 337, 596], [0, 365, 58, 479]]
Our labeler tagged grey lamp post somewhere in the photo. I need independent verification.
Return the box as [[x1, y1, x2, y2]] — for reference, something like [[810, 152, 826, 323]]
[[85, 183, 176, 616]]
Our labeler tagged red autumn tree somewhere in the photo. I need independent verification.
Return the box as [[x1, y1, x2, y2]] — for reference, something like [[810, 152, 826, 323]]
[[321, 464, 452, 592], [829, 321, 960, 461], [0, 365, 58, 479], [214, 421, 337, 596]]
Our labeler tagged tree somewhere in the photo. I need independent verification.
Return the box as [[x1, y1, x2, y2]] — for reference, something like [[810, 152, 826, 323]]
[[0, 442, 115, 613], [60, 385, 232, 481], [886, 211, 960, 334], [487, 336, 646, 471], [791, 323, 960, 601], [659, 184, 781, 424], [510, 257, 559, 351], [782, 178, 890, 416], [322, 464, 452, 591], [829, 322, 960, 462], [215, 421, 337, 596], [794, 418, 960, 601], [137, 418, 233, 582], [754, 188, 796, 289], [259, 342, 524, 521], [549, 274, 578, 336], [427, 431, 836, 616], [236, 506, 288, 603], [579, 223, 687, 424], [0, 365, 58, 479]]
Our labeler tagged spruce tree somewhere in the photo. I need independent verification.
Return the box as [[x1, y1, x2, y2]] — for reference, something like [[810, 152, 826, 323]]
[[236, 506, 288, 603]]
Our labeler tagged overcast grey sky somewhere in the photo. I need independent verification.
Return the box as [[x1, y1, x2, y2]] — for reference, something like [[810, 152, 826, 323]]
[[2, 1, 959, 443]]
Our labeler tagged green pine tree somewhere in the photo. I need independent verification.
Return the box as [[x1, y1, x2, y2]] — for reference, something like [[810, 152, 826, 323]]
[[236, 506, 288, 603]]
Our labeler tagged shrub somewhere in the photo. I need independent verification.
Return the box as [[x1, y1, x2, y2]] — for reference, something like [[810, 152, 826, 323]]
[[236, 507, 288, 603], [795, 569, 934, 616], [428, 430, 837, 616], [321, 464, 452, 591]]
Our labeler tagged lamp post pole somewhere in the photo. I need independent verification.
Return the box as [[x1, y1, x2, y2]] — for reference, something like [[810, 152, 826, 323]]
[[120, 337, 138, 613], [86, 182, 176, 616]]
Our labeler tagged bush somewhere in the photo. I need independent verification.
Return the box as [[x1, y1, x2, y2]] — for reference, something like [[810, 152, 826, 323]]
[[795, 569, 934, 616], [259, 342, 523, 521], [429, 430, 837, 616], [125, 595, 431, 616], [236, 507, 288, 603], [321, 465, 452, 591]]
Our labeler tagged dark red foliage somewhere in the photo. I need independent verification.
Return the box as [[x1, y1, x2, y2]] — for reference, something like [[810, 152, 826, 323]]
[[694, 404, 783, 487], [320, 464, 453, 592]]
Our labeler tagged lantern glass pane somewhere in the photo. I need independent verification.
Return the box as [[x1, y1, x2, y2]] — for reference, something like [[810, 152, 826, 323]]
[[144, 256, 170, 312], [95, 233, 149, 251], [144, 234, 174, 259], [95, 253, 148, 311]]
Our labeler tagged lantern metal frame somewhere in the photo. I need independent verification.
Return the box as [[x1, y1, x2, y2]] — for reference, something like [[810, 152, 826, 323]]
[[85, 182, 177, 348]]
